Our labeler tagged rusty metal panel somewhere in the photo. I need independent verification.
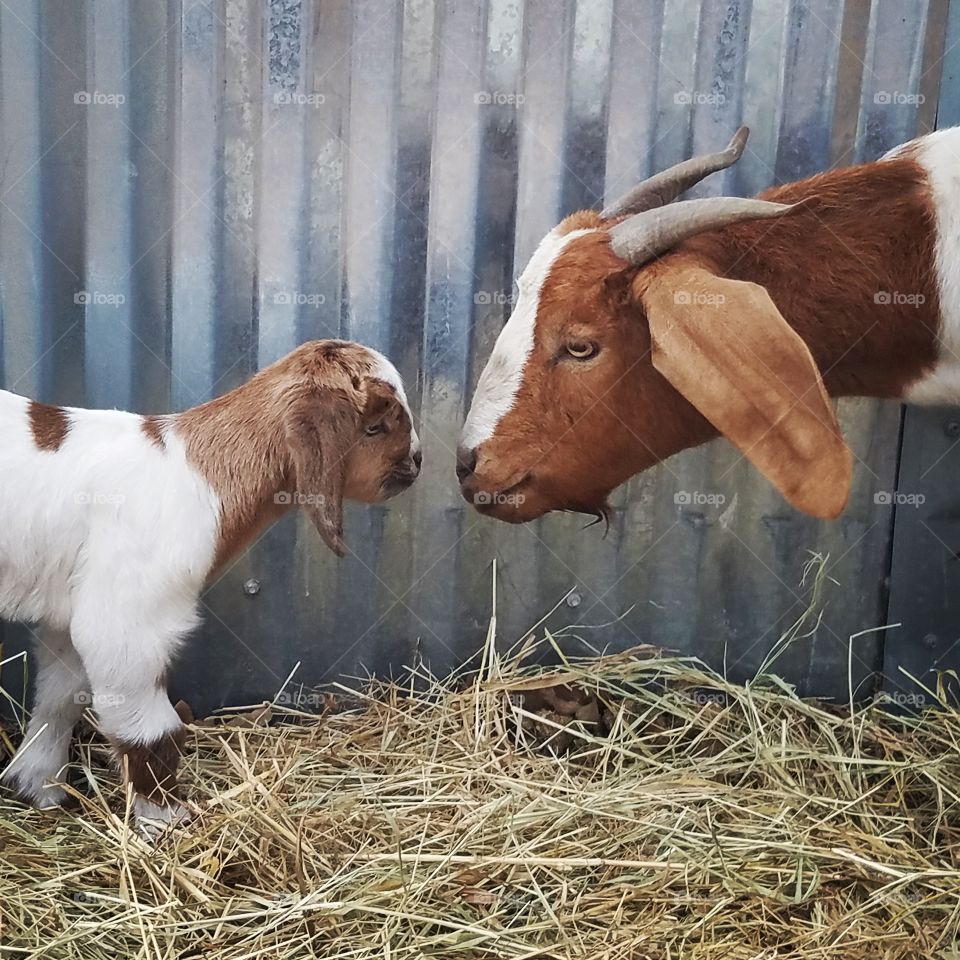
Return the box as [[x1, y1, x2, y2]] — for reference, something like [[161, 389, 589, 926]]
[[0, 0, 953, 715]]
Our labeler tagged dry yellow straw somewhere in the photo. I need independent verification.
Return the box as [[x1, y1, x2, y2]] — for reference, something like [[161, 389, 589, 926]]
[[2, 628, 959, 958]]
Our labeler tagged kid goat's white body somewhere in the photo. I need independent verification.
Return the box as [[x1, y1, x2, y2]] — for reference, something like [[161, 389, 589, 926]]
[[0, 392, 219, 814], [0, 391, 218, 630]]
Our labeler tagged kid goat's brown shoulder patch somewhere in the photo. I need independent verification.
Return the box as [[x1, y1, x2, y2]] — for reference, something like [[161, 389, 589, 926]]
[[29, 400, 69, 451], [141, 416, 166, 449]]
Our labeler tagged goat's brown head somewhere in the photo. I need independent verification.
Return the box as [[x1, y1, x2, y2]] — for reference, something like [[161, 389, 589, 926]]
[[458, 128, 852, 524], [280, 341, 421, 555]]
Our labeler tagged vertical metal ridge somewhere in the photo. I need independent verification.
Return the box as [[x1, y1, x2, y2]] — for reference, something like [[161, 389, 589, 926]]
[[171, 0, 223, 410], [259, 0, 308, 367], [855, 0, 931, 162], [40, 0, 88, 407], [773, 0, 844, 184], [83, 0, 134, 409], [604, 0, 665, 196], [739, 0, 788, 194], [0, 0, 47, 398], [128, 0, 177, 415], [689, 0, 752, 197]]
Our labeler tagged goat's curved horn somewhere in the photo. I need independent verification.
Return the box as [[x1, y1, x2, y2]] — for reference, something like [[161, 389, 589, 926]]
[[608, 196, 816, 266], [601, 126, 750, 220]]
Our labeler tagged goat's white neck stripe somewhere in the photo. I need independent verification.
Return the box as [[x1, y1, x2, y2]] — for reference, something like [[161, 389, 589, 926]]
[[461, 228, 594, 449], [903, 129, 960, 405]]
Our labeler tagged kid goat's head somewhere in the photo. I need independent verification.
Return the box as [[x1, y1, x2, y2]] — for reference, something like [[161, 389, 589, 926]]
[[457, 128, 851, 525], [283, 341, 422, 555], [181, 339, 422, 572]]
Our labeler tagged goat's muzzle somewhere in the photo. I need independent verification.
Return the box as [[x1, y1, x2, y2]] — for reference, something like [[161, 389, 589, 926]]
[[459, 454, 613, 525], [459, 467, 542, 523], [455, 444, 477, 483], [382, 450, 421, 497]]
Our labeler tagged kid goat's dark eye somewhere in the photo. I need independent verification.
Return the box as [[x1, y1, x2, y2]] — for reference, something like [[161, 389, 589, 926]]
[[365, 422, 386, 437]]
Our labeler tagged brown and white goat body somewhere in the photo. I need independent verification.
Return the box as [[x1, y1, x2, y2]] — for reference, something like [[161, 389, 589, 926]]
[[458, 126, 954, 524], [0, 340, 421, 824]]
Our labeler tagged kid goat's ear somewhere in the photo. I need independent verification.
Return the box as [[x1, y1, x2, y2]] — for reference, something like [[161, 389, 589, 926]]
[[639, 262, 853, 519], [283, 389, 360, 557]]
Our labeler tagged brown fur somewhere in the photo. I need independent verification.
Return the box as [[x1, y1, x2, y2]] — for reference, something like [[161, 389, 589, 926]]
[[28, 401, 69, 452], [141, 416, 166, 449], [348, 379, 417, 497], [556, 210, 604, 235], [172, 341, 418, 575], [462, 154, 939, 522], [681, 156, 940, 398], [114, 726, 186, 803]]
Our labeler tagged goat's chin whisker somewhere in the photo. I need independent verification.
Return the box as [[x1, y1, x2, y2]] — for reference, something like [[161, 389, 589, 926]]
[[599, 502, 613, 537], [568, 502, 612, 536], [579, 503, 611, 539]]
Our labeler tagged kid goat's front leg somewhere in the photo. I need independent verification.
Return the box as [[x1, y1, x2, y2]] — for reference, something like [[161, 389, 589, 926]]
[[70, 590, 195, 825]]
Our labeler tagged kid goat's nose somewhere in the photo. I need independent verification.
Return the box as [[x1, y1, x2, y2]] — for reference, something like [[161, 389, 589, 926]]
[[456, 445, 477, 483]]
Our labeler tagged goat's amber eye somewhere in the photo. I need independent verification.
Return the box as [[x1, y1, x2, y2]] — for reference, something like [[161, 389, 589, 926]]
[[365, 423, 386, 437], [565, 341, 597, 360]]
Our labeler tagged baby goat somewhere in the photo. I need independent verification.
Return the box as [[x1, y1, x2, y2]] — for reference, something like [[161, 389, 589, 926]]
[[458, 126, 952, 523], [0, 340, 421, 824]]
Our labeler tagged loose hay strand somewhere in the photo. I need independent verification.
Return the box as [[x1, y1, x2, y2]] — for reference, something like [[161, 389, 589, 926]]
[[2, 637, 960, 958]]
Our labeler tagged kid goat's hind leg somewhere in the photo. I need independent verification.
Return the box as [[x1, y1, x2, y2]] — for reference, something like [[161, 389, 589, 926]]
[[3, 628, 89, 808]]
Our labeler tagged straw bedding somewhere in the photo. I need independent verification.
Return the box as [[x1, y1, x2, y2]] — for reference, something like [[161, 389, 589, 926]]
[[1, 637, 959, 959]]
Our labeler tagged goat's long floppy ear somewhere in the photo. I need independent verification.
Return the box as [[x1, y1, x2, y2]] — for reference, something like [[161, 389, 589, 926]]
[[640, 263, 852, 519], [283, 390, 359, 557]]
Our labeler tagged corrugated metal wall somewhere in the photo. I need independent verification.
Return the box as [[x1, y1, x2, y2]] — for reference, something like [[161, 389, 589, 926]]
[[0, 0, 952, 714]]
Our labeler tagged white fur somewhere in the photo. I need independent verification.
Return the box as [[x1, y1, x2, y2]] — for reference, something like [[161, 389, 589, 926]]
[[0, 396, 218, 631], [0, 391, 219, 813], [3, 629, 88, 808], [372, 350, 421, 456], [461, 228, 594, 449], [899, 127, 960, 405]]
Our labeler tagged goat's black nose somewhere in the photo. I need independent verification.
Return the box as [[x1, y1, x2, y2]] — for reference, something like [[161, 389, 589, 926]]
[[412, 448, 423, 471], [456, 445, 477, 483]]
